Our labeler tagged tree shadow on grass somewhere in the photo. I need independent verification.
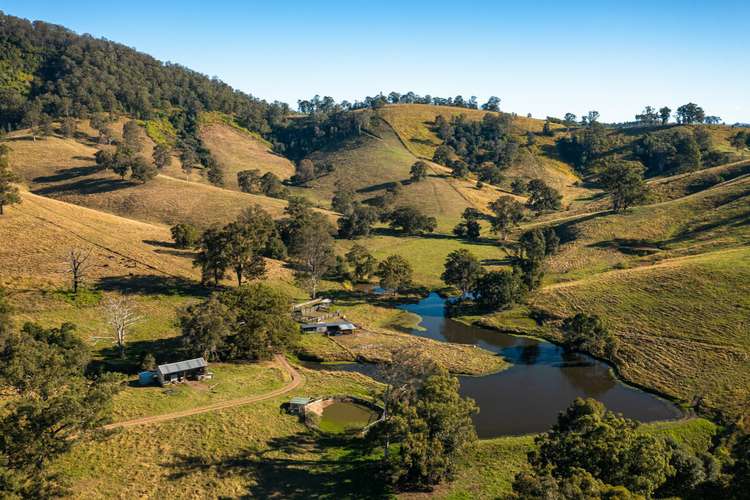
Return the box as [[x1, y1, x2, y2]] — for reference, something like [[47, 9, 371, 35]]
[[96, 274, 209, 298], [165, 431, 391, 499], [33, 177, 133, 196], [33, 165, 102, 183]]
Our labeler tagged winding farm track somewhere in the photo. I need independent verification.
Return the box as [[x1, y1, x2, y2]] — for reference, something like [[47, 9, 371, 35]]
[[104, 355, 303, 430]]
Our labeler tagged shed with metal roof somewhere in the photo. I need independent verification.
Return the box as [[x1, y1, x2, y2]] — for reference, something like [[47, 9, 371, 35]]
[[156, 357, 208, 385]]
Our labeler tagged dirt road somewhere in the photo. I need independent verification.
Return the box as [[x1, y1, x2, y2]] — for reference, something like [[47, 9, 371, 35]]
[[104, 355, 303, 430]]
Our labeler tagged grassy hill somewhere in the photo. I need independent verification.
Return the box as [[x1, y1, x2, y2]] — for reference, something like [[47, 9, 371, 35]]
[[198, 112, 296, 188], [4, 129, 290, 227], [529, 247, 750, 417]]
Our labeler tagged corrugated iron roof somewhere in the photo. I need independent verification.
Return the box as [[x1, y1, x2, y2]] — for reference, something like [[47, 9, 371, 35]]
[[290, 397, 312, 405], [157, 357, 207, 376]]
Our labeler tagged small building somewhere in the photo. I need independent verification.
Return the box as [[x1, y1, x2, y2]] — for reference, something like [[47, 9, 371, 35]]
[[156, 357, 209, 386], [301, 319, 356, 335], [288, 396, 313, 415]]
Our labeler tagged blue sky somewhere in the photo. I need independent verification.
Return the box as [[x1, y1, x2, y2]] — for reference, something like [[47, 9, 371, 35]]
[[2, 0, 748, 122]]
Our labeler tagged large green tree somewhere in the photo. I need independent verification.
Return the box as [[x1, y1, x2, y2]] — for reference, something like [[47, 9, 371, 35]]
[[596, 160, 648, 212], [371, 349, 477, 491], [525, 179, 562, 213], [519, 398, 674, 497], [180, 285, 299, 361], [489, 196, 525, 240], [441, 249, 484, 297], [376, 255, 413, 293]]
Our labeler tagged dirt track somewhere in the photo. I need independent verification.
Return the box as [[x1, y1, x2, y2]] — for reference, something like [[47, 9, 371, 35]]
[[104, 355, 303, 430]]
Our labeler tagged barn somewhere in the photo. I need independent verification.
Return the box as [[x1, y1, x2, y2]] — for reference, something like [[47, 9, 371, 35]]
[[301, 319, 357, 335], [156, 357, 209, 386]]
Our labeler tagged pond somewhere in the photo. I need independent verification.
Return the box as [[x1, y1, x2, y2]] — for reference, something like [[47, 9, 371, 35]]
[[317, 401, 381, 434], [307, 293, 682, 438]]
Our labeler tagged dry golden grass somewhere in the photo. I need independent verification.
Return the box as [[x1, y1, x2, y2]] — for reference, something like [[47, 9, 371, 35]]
[[5, 132, 289, 227], [0, 189, 198, 290], [200, 122, 295, 188]]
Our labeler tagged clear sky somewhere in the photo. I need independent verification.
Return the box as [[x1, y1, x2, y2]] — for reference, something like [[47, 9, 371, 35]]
[[2, 0, 748, 122]]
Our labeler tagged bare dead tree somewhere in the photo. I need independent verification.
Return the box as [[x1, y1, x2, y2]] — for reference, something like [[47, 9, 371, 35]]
[[103, 296, 141, 359], [67, 247, 94, 294]]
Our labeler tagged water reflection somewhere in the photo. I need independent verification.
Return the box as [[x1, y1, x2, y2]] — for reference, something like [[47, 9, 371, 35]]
[[306, 293, 681, 437]]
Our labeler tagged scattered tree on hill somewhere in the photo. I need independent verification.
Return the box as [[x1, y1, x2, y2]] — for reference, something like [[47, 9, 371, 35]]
[[409, 161, 429, 182], [152, 144, 172, 169], [180, 284, 299, 361], [194, 227, 228, 286], [676, 103, 705, 124], [730, 131, 749, 150], [130, 156, 158, 183], [704, 115, 722, 125], [345, 244, 378, 283], [387, 207, 437, 235], [122, 120, 142, 152], [525, 179, 562, 213], [294, 158, 316, 184], [489, 196, 525, 240], [170, 222, 201, 248], [338, 203, 379, 239], [290, 222, 336, 298], [563, 113, 577, 127], [659, 106, 671, 124], [237, 169, 262, 194], [332, 180, 356, 214], [103, 296, 140, 359], [370, 348, 477, 490], [542, 121, 553, 137], [562, 313, 617, 358], [510, 178, 527, 195], [635, 106, 660, 125], [512, 227, 558, 291], [376, 255, 413, 293], [67, 247, 93, 295], [61, 117, 78, 138], [441, 250, 484, 298], [223, 208, 276, 286], [205, 157, 224, 186], [180, 148, 198, 178], [432, 144, 453, 165], [514, 398, 674, 497], [472, 269, 523, 310], [595, 159, 648, 212], [453, 208, 482, 241], [0, 145, 21, 215], [481, 96, 501, 111]]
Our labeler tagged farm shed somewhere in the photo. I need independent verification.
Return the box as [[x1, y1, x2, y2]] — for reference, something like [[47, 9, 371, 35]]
[[156, 357, 209, 386], [288, 397, 312, 415], [301, 319, 356, 335]]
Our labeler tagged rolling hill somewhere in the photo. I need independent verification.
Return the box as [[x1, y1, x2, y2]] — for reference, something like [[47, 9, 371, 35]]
[[5, 128, 290, 227]]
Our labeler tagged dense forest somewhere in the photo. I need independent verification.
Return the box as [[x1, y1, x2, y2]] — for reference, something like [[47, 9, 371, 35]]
[[0, 11, 283, 133]]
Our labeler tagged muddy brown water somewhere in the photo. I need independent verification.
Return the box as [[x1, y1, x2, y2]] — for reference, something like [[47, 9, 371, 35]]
[[305, 293, 682, 438]]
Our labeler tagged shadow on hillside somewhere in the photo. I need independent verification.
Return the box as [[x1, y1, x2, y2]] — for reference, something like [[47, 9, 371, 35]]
[[165, 432, 390, 499], [33, 177, 132, 195], [89, 335, 186, 375], [589, 238, 663, 256], [33, 165, 101, 183], [96, 274, 208, 298], [143, 239, 196, 258], [357, 180, 404, 194]]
